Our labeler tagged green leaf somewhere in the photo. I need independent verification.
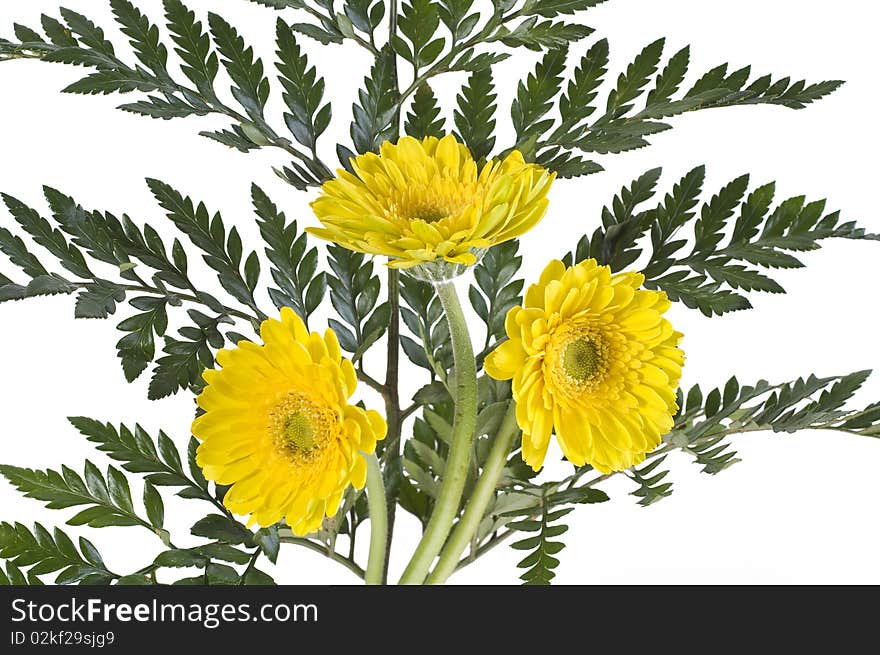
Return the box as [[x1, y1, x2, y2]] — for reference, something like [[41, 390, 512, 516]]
[[120, 95, 208, 119], [454, 67, 497, 161], [143, 482, 165, 528], [497, 19, 592, 51], [349, 46, 397, 155], [276, 19, 331, 151], [163, 0, 219, 97], [606, 38, 665, 118], [155, 549, 207, 568], [628, 456, 673, 506], [243, 567, 275, 585], [400, 275, 452, 377], [396, 0, 443, 69], [511, 48, 566, 148], [525, 38, 843, 179], [566, 167, 878, 316], [254, 525, 281, 563], [1, 193, 92, 279], [149, 310, 229, 400], [110, 0, 169, 77], [556, 38, 608, 132], [74, 281, 126, 319], [564, 167, 662, 272], [327, 245, 383, 356], [0, 522, 114, 585], [405, 83, 445, 139], [116, 574, 153, 585], [253, 184, 325, 322], [191, 514, 253, 545], [116, 296, 169, 382], [521, 0, 608, 18], [0, 227, 50, 278], [147, 179, 262, 313], [0, 463, 150, 531], [647, 45, 689, 105], [58, 8, 116, 57], [208, 12, 270, 118], [470, 240, 523, 360], [509, 504, 573, 585]]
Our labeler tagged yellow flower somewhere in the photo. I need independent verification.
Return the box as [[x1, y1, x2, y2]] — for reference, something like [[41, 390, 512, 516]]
[[192, 308, 386, 536], [485, 259, 684, 473], [308, 134, 555, 275]]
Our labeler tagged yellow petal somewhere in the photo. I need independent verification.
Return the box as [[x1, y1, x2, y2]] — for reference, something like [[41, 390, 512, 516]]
[[484, 339, 525, 380]]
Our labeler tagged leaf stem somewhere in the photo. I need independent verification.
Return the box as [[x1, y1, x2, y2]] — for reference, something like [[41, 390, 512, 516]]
[[364, 452, 388, 585], [427, 400, 519, 584], [238, 548, 261, 586], [357, 366, 387, 396], [399, 280, 478, 584], [278, 532, 365, 580]]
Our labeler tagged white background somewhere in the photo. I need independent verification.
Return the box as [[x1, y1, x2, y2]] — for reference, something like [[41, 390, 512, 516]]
[[0, 0, 878, 584]]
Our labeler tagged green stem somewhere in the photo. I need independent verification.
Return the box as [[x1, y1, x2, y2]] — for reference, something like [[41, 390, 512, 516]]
[[399, 280, 478, 584], [364, 452, 388, 585], [426, 401, 519, 584], [380, 0, 403, 585], [381, 268, 402, 583]]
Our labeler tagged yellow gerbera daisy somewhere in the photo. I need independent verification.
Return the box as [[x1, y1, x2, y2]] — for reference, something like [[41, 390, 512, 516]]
[[192, 307, 386, 536], [308, 134, 555, 276], [485, 259, 684, 473]]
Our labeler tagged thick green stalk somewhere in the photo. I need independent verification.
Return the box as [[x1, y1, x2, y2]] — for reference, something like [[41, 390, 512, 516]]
[[426, 401, 519, 584], [380, 0, 403, 586], [364, 452, 388, 585], [380, 268, 402, 584], [399, 280, 478, 584]]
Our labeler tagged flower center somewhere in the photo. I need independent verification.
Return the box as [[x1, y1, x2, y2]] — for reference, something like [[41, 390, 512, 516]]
[[563, 337, 601, 382], [411, 205, 451, 223], [282, 412, 315, 451], [388, 181, 478, 227], [269, 392, 336, 461]]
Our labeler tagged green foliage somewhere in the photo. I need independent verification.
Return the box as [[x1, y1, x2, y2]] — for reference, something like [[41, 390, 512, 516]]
[[400, 276, 452, 379], [149, 309, 230, 400], [400, 383, 515, 526], [503, 485, 609, 585], [0, 2, 841, 185], [454, 67, 497, 161], [69, 417, 215, 505], [0, 184, 261, 391], [468, 240, 524, 358], [564, 166, 878, 316], [276, 19, 332, 152], [627, 455, 674, 507], [668, 370, 879, 475], [326, 245, 388, 359], [495, 19, 592, 51], [1, 0, 877, 587], [164, 0, 219, 100], [0, 461, 169, 544], [0, 522, 115, 585], [511, 48, 567, 147], [1, 2, 331, 184], [509, 507, 572, 585], [208, 12, 270, 120], [191, 514, 253, 545], [508, 37, 843, 176], [395, 0, 444, 70], [345, 46, 398, 159], [252, 184, 326, 323], [147, 179, 264, 318], [405, 83, 446, 139]]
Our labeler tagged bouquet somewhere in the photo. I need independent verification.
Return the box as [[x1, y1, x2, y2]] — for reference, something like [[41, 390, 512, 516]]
[[0, 0, 877, 587]]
